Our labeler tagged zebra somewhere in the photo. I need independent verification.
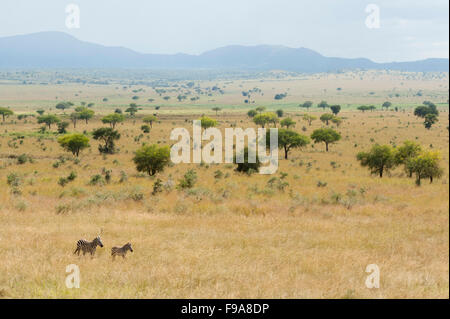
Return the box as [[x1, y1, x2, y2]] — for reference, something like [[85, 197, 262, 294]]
[[111, 242, 133, 260], [73, 236, 104, 256]]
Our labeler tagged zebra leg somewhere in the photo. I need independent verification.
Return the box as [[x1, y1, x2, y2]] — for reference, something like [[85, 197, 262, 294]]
[[73, 247, 80, 255]]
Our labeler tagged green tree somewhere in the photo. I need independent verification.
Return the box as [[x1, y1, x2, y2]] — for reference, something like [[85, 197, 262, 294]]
[[92, 127, 121, 154], [199, 116, 217, 129], [382, 101, 392, 110], [57, 121, 69, 134], [330, 105, 341, 115], [394, 141, 422, 177], [302, 114, 317, 126], [356, 144, 397, 178], [269, 129, 310, 159], [247, 109, 257, 118], [407, 150, 443, 185], [318, 101, 328, 110], [300, 101, 313, 110], [331, 116, 342, 127], [141, 124, 151, 133], [57, 133, 90, 157], [424, 113, 438, 129], [75, 107, 94, 124], [234, 147, 261, 174], [357, 105, 370, 112], [125, 103, 138, 117], [37, 114, 60, 129], [414, 103, 438, 118], [102, 113, 125, 129], [133, 144, 171, 176], [70, 112, 80, 128], [143, 115, 158, 128], [212, 107, 222, 115], [0, 107, 14, 122], [55, 102, 73, 113], [280, 117, 296, 129], [253, 112, 276, 128], [36, 109, 45, 116], [276, 109, 284, 117], [255, 106, 266, 114], [310, 128, 341, 152], [320, 113, 334, 125]]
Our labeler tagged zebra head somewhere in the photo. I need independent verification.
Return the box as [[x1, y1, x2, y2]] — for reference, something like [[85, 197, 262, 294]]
[[125, 242, 133, 252], [95, 236, 104, 248]]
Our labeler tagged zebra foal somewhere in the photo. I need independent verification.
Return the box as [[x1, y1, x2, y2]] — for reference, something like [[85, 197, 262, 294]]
[[111, 242, 133, 260]]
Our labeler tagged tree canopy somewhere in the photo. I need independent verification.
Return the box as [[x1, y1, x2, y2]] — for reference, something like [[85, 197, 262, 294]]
[[133, 144, 171, 176], [92, 127, 121, 154], [357, 144, 397, 178], [269, 129, 310, 159], [0, 107, 14, 122], [310, 128, 341, 152], [57, 133, 90, 157], [37, 114, 60, 129], [102, 113, 125, 129]]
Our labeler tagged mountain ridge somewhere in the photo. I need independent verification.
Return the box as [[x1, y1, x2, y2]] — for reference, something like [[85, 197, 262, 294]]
[[0, 31, 448, 72]]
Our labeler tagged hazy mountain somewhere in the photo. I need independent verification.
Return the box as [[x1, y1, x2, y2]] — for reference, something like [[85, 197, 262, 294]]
[[0, 31, 448, 72]]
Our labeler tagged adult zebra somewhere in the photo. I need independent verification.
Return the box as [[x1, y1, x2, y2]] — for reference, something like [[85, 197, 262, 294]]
[[73, 235, 104, 256]]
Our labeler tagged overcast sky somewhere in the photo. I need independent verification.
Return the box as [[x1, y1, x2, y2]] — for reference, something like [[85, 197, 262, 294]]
[[0, 0, 448, 62]]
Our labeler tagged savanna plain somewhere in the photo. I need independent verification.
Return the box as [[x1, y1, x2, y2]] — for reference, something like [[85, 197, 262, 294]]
[[0, 70, 448, 298]]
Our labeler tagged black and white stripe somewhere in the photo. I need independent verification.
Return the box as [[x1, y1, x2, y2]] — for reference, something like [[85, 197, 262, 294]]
[[111, 242, 133, 260], [73, 236, 104, 256]]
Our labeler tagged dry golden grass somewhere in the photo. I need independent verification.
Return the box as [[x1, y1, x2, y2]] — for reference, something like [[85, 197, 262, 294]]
[[0, 72, 448, 298]]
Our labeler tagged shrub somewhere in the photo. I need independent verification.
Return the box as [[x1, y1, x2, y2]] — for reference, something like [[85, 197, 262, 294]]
[[178, 169, 197, 189]]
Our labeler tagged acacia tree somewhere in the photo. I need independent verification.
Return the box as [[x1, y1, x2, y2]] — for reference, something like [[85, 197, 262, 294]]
[[280, 117, 296, 128], [0, 107, 14, 122], [92, 127, 120, 154], [310, 128, 341, 152], [303, 114, 317, 126], [331, 116, 342, 127], [318, 101, 328, 110], [133, 144, 170, 176], [199, 116, 217, 129], [55, 102, 73, 113], [125, 103, 138, 117], [300, 101, 313, 110], [357, 105, 370, 112], [75, 107, 94, 124], [320, 113, 334, 126], [57, 133, 90, 157], [394, 141, 422, 177], [212, 107, 222, 115], [253, 112, 277, 128], [407, 150, 443, 185], [37, 114, 60, 129], [424, 113, 438, 129], [102, 113, 125, 129], [356, 144, 397, 178], [255, 106, 266, 114], [269, 129, 310, 159], [70, 112, 80, 128], [143, 115, 158, 128], [276, 109, 284, 118], [234, 147, 261, 174], [382, 101, 392, 110], [247, 109, 257, 118], [330, 105, 341, 115]]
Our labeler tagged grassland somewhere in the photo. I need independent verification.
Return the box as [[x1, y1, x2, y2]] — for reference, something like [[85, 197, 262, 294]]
[[0, 70, 448, 298]]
